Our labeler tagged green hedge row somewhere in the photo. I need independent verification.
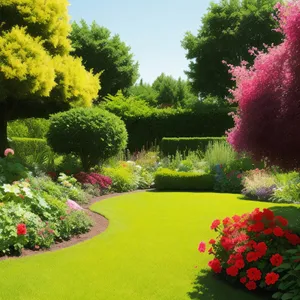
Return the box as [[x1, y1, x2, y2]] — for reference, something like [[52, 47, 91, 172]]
[[102, 102, 234, 151], [154, 169, 215, 191], [160, 137, 227, 156]]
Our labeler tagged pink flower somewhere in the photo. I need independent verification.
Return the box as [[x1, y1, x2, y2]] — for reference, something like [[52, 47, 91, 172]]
[[66, 199, 83, 211], [4, 148, 14, 157], [198, 242, 206, 253]]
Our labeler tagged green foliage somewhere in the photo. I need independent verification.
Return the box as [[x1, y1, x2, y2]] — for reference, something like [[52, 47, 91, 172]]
[[182, 0, 282, 100], [128, 81, 158, 106], [10, 137, 55, 170], [70, 20, 139, 99], [272, 246, 300, 300], [152, 73, 198, 107], [154, 168, 214, 191], [272, 172, 300, 203], [0, 155, 28, 184], [103, 166, 138, 192], [0, 0, 100, 156], [8, 118, 50, 139], [59, 210, 93, 241], [160, 137, 226, 156], [47, 108, 128, 171], [204, 141, 236, 171], [102, 95, 234, 151]]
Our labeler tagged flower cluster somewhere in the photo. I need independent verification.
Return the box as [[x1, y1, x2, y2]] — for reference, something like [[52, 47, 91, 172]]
[[74, 172, 112, 189], [199, 208, 299, 292]]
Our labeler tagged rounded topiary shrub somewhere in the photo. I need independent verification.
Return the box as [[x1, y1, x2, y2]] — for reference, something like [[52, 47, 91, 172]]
[[47, 108, 128, 171]]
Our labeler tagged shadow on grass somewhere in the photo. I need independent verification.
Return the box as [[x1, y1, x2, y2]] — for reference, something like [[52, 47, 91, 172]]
[[188, 270, 272, 300]]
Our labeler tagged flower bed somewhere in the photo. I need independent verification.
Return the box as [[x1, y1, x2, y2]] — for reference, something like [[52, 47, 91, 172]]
[[199, 208, 300, 299]]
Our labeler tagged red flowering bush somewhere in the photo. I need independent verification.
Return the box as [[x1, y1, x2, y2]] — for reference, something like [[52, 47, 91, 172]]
[[226, 1, 300, 170], [74, 172, 112, 190], [199, 208, 300, 295]]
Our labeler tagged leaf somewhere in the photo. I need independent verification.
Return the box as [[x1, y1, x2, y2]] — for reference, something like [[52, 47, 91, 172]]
[[286, 249, 299, 254], [279, 281, 294, 291], [278, 263, 292, 269], [272, 292, 283, 299], [295, 264, 300, 270], [282, 293, 294, 300]]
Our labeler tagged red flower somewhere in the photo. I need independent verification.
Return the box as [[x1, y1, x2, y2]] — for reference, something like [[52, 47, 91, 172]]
[[240, 277, 247, 284], [247, 268, 262, 281], [223, 217, 231, 226], [209, 239, 216, 245], [226, 266, 239, 277], [235, 259, 245, 270], [265, 272, 279, 285], [263, 228, 273, 235], [246, 281, 257, 290], [211, 219, 220, 230], [246, 252, 259, 262], [208, 247, 213, 254], [262, 209, 274, 220], [285, 232, 300, 245], [270, 254, 283, 267], [275, 216, 288, 227], [273, 226, 284, 237], [19, 194, 25, 200], [236, 246, 247, 253], [17, 223, 27, 235], [232, 215, 241, 222], [198, 242, 206, 253], [250, 222, 264, 232], [254, 242, 267, 256], [208, 258, 222, 273]]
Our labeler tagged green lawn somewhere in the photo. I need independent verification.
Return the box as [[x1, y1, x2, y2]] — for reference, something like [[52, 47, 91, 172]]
[[0, 192, 296, 300]]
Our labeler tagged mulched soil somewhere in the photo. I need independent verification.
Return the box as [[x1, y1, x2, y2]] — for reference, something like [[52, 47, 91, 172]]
[[0, 190, 144, 261]]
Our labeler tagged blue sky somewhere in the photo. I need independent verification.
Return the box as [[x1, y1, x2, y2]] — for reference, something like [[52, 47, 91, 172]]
[[68, 0, 212, 84]]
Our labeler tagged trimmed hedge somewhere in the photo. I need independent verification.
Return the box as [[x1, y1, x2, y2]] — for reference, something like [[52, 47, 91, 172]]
[[160, 137, 227, 156], [102, 99, 234, 151], [154, 168, 215, 191], [9, 137, 52, 164]]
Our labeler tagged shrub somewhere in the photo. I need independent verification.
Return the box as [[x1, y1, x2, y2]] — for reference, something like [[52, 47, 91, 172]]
[[9, 137, 54, 170], [8, 118, 50, 139], [103, 165, 138, 192], [154, 168, 214, 191], [47, 108, 128, 171], [204, 141, 236, 171], [160, 137, 226, 156], [272, 172, 300, 203], [199, 208, 300, 297], [242, 169, 277, 201], [214, 165, 243, 193], [59, 210, 93, 241], [227, 1, 300, 170]]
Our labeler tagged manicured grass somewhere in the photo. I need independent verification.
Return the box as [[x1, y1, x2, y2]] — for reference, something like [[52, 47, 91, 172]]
[[0, 192, 295, 300]]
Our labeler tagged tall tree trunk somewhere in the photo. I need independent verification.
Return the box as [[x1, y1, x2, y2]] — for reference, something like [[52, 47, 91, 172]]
[[0, 102, 8, 158]]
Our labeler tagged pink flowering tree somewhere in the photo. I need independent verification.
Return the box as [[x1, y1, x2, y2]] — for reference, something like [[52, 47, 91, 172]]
[[226, 1, 300, 170]]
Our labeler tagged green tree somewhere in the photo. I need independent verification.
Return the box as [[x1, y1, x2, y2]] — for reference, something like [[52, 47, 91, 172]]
[[182, 0, 282, 100], [128, 80, 158, 106], [152, 73, 197, 107], [70, 20, 139, 99], [0, 0, 100, 157]]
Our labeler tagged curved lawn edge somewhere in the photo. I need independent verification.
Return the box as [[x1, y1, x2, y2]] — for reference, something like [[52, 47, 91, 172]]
[[0, 190, 145, 261]]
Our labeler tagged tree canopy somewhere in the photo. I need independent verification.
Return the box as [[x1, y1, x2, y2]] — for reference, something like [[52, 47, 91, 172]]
[[182, 0, 282, 101], [0, 0, 100, 155], [70, 20, 139, 99], [227, 1, 300, 170]]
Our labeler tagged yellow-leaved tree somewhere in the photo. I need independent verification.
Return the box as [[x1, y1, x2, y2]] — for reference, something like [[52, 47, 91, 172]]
[[0, 0, 100, 155]]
